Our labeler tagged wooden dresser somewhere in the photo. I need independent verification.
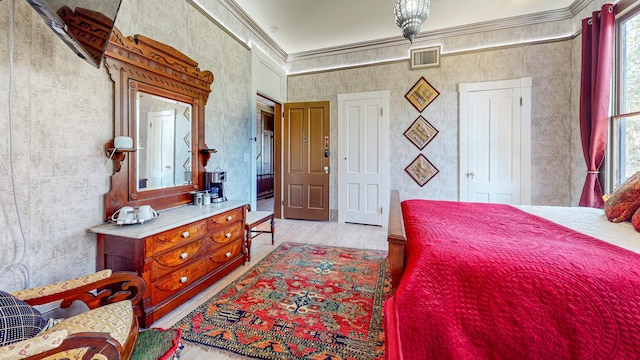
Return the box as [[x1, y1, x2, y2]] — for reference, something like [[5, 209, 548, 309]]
[[90, 201, 248, 327]]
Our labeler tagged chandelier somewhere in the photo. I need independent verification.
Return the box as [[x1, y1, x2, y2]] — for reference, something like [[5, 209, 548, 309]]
[[394, 0, 430, 42]]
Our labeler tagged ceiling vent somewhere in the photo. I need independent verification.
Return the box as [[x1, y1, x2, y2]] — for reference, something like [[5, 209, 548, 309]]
[[410, 46, 441, 69]]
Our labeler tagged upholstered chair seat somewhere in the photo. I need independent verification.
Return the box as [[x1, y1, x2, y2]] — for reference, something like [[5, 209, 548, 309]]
[[0, 270, 145, 360]]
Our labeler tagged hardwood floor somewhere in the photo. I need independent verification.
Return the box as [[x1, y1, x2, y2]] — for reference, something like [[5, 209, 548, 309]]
[[151, 218, 388, 359]]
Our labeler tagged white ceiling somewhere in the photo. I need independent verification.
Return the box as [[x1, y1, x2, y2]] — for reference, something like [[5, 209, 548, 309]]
[[231, 0, 577, 55]]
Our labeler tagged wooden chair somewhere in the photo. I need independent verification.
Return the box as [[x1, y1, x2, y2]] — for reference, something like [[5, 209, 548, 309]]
[[1, 270, 145, 360], [245, 210, 275, 262]]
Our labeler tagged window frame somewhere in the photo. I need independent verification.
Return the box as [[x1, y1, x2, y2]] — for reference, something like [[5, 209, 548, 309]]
[[608, 3, 640, 192]]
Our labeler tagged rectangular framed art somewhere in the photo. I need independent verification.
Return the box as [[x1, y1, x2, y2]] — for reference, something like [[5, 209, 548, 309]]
[[405, 76, 439, 112], [403, 116, 438, 150]]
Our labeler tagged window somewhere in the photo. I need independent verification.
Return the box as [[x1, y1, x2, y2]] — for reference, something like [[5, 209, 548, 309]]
[[611, 6, 640, 189]]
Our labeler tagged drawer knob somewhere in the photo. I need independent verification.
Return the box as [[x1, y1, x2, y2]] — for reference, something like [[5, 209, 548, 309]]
[[180, 276, 188, 283], [226, 215, 233, 221], [180, 252, 188, 259], [225, 252, 231, 258], [181, 231, 190, 238], [225, 232, 232, 238]]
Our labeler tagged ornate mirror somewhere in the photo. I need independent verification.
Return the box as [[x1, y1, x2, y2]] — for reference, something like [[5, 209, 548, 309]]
[[102, 28, 215, 220]]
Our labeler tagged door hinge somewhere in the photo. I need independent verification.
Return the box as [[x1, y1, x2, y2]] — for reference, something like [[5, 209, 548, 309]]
[[380, 206, 383, 214], [520, 97, 522, 106], [281, 200, 284, 205], [381, 108, 383, 116]]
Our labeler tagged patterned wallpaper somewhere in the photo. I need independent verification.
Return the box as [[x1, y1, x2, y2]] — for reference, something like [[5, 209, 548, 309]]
[[0, 0, 600, 291], [0, 0, 252, 291], [289, 39, 577, 211]]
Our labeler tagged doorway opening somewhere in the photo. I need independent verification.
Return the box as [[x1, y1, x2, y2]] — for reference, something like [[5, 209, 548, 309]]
[[256, 94, 275, 212]]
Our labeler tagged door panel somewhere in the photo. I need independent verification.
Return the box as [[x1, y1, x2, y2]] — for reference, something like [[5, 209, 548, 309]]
[[288, 109, 304, 173], [338, 92, 389, 226], [283, 102, 330, 220], [288, 184, 303, 208], [468, 88, 520, 203], [459, 78, 531, 205]]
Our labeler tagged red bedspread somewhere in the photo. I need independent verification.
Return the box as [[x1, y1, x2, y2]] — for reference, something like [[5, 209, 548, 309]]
[[384, 200, 640, 359]]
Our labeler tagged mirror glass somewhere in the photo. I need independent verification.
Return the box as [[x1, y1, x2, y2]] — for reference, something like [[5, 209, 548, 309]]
[[136, 91, 193, 191]]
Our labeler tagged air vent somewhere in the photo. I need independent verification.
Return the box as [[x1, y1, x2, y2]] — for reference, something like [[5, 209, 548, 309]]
[[410, 46, 441, 69]]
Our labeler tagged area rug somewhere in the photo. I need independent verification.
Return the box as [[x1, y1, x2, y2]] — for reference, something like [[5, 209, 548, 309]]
[[172, 242, 389, 359]]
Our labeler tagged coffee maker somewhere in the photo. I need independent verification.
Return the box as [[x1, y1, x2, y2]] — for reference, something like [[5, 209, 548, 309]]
[[204, 171, 227, 203]]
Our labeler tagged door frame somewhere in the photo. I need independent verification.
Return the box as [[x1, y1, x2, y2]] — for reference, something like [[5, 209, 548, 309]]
[[459, 77, 532, 204], [337, 90, 390, 227], [251, 47, 286, 213]]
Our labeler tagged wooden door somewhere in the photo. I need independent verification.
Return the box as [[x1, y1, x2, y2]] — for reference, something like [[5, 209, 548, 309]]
[[283, 102, 330, 220], [459, 78, 532, 204]]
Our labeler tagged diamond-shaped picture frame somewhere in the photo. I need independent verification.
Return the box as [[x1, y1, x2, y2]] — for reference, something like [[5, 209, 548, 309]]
[[403, 116, 439, 150], [405, 154, 439, 187], [405, 76, 439, 112]]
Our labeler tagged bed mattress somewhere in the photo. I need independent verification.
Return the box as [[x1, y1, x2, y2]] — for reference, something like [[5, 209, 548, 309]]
[[516, 205, 640, 254]]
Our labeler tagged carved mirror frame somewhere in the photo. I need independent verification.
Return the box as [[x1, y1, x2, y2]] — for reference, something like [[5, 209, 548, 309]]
[[103, 27, 215, 220]]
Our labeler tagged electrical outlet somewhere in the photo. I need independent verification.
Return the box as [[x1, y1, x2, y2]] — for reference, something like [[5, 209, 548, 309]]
[[244, 153, 250, 163]]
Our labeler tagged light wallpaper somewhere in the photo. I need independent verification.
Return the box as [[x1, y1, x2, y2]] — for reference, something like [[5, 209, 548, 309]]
[[288, 40, 576, 211], [0, 0, 604, 292], [0, 0, 252, 291]]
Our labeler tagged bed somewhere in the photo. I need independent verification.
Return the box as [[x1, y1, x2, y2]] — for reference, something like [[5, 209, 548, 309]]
[[384, 190, 640, 359]]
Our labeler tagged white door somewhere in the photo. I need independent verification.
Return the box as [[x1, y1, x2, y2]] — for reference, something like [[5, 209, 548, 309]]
[[338, 91, 389, 226], [459, 78, 531, 204], [146, 109, 176, 189]]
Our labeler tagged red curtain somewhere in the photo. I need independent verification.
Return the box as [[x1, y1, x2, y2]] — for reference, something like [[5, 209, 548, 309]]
[[579, 4, 616, 208]]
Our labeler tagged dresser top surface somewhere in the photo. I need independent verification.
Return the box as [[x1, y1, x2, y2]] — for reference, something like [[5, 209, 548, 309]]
[[90, 200, 247, 239]]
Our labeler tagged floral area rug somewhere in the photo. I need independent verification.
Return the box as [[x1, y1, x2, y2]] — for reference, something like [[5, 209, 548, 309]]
[[173, 242, 389, 359]]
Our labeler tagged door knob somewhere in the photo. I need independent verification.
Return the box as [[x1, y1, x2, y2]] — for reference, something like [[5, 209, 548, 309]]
[[467, 172, 475, 179], [324, 166, 329, 174]]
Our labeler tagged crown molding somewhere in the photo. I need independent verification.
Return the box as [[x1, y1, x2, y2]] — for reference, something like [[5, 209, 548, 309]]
[[287, 33, 578, 77], [216, 0, 288, 61], [569, 0, 594, 16], [200, 0, 592, 65], [185, 0, 250, 50], [287, 7, 573, 63]]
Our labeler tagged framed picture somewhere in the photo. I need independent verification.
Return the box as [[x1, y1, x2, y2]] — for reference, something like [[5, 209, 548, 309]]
[[405, 76, 439, 112], [405, 154, 439, 187], [403, 116, 439, 150]]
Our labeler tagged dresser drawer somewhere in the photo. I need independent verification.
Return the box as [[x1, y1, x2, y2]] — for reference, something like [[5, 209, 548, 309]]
[[152, 220, 207, 255], [209, 222, 243, 246], [150, 257, 209, 305], [150, 238, 207, 280], [208, 208, 243, 229], [207, 240, 243, 271]]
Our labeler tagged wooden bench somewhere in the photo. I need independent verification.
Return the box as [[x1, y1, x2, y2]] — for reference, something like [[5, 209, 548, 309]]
[[245, 210, 275, 261]]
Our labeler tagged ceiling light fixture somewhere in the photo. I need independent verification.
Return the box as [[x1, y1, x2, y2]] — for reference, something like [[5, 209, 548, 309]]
[[394, 0, 430, 43]]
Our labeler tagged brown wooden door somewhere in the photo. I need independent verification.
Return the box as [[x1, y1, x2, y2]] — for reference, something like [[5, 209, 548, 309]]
[[283, 101, 330, 220]]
